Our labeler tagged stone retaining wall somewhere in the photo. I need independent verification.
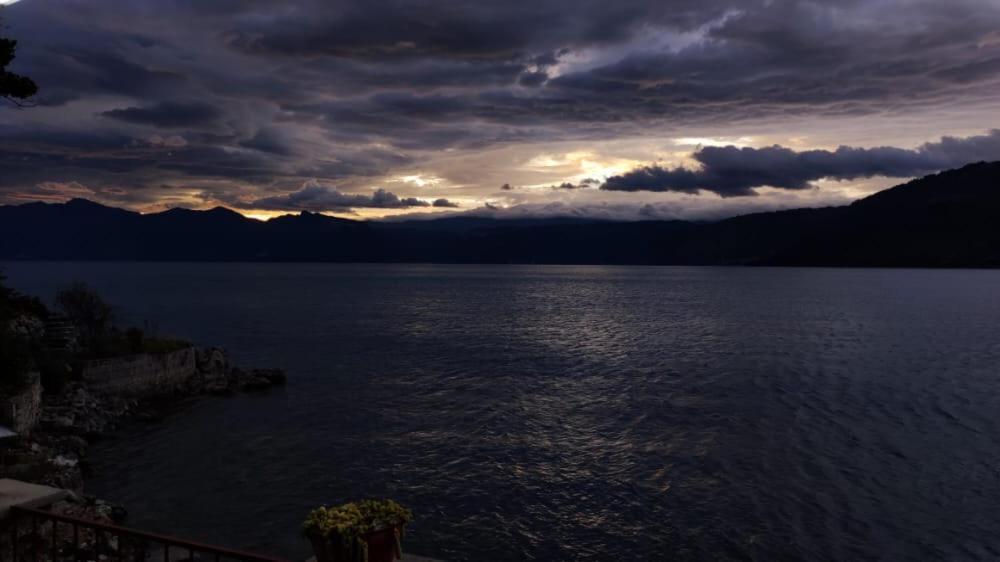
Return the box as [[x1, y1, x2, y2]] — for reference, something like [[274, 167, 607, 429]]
[[0, 372, 42, 435], [80, 348, 197, 397]]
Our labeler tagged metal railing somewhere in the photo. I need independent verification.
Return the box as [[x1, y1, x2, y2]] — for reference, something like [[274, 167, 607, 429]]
[[2, 505, 289, 562]]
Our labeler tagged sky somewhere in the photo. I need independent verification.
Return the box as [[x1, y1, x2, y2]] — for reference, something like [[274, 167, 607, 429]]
[[1, 0, 1000, 221]]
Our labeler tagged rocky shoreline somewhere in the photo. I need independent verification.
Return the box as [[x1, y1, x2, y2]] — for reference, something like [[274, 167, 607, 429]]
[[0, 346, 286, 526]]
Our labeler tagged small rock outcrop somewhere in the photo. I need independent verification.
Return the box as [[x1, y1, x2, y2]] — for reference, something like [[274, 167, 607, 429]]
[[191, 347, 287, 394]]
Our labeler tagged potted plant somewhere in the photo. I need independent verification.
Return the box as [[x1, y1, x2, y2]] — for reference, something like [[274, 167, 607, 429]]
[[304, 499, 413, 562]]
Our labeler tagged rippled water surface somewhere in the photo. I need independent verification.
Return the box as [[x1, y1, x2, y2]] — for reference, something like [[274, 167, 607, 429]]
[[4, 263, 1000, 561]]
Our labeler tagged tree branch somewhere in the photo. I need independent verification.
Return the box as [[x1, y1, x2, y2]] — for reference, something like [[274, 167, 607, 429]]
[[2, 94, 35, 108]]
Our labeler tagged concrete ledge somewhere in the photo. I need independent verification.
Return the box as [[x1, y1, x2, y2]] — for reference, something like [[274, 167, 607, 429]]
[[81, 348, 197, 397], [0, 478, 69, 519]]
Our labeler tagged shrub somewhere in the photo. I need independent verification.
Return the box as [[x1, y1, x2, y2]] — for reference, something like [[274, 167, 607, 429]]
[[0, 271, 47, 323], [75, 328, 191, 360], [0, 272, 46, 393], [55, 282, 114, 349]]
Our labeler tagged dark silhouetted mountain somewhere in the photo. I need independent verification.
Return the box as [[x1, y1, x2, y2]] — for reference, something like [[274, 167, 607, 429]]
[[1, 162, 998, 266]]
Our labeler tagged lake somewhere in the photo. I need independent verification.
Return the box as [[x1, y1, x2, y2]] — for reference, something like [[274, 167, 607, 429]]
[[3, 263, 1000, 561]]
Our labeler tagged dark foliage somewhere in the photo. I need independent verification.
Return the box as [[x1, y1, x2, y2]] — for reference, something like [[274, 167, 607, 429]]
[[0, 271, 46, 320], [55, 282, 115, 347], [0, 272, 38, 391], [52, 281, 189, 359], [0, 35, 38, 103], [76, 327, 190, 360]]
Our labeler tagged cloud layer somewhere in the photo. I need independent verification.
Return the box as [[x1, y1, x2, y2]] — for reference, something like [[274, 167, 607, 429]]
[[603, 130, 1000, 196], [245, 181, 456, 212], [0, 0, 999, 215], [101, 102, 223, 128]]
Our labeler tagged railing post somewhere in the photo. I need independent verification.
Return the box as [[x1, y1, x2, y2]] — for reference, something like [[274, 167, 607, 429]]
[[30, 513, 37, 562], [11, 507, 19, 562]]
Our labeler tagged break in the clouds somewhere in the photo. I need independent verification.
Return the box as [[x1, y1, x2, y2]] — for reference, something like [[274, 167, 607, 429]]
[[1, 0, 1000, 217], [604, 130, 1000, 197]]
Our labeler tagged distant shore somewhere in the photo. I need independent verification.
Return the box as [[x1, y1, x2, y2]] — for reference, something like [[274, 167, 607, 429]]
[[2, 162, 1000, 267]]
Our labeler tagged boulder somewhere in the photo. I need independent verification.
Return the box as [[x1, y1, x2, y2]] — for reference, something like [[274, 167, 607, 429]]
[[195, 347, 230, 375]]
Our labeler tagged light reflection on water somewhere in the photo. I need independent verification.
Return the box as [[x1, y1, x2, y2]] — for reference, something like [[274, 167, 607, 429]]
[[3, 263, 1000, 561]]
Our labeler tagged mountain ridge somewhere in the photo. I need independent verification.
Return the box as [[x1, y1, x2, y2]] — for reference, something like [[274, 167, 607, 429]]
[[2, 162, 999, 267]]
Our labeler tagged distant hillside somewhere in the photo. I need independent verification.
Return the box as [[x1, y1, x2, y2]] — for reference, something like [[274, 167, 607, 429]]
[[2, 162, 999, 267]]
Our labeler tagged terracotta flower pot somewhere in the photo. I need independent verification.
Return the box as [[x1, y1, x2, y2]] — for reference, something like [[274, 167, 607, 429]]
[[308, 526, 402, 562], [360, 527, 402, 562]]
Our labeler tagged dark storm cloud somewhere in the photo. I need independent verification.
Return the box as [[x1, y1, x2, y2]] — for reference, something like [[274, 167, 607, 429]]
[[8, 1, 1000, 124], [102, 102, 223, 128], [223, 0, 738, 60], [432, 198, 459, 208], [292, 58, 528, 93], [2, 0, 1000, 211], [246, 182, 437, 211], [603, 130, 1000, 196], [0, 129, 160, 187], [0, 124, 412, 212], [239, 128, 294, 156], [18, 50, 190, 107], [549, 178, 600, 189], [517, 71, 549, 87], [546, 1, 1000, 121]]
